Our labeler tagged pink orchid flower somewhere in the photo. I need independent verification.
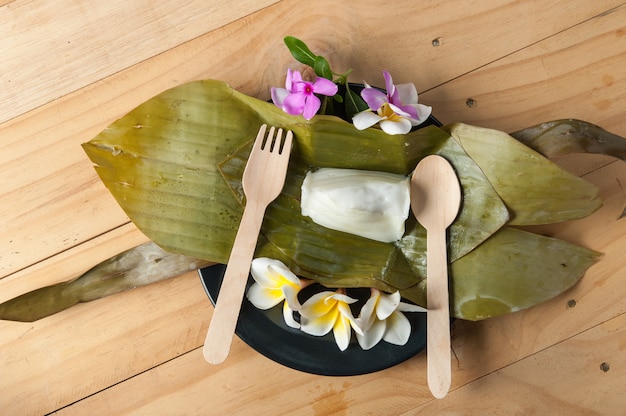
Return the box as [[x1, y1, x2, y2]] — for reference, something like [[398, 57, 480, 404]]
[[271, 69, 338, 120], [352, 70, 432, 135]]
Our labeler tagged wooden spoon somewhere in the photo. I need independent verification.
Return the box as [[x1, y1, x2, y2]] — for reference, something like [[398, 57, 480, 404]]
[[410, 155, 461, 399]]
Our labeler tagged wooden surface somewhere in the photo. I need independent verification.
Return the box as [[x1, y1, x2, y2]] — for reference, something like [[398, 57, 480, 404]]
[[1, 1, 625, 414]]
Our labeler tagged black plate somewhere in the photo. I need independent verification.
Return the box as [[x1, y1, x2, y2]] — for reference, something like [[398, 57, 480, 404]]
[[199, 264, 427, 376]]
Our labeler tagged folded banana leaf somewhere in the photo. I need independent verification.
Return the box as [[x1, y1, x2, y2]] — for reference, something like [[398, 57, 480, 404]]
[[445, 123, 602, 225], [78, 80, 609, 320]]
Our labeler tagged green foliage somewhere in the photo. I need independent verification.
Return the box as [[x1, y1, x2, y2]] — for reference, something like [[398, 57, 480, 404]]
[[283, 36, 367, 118]]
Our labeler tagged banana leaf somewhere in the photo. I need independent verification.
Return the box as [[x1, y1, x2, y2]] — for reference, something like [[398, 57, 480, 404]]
[[80, 80, 605, 320], [512, 119, 626, 220], [449, 227, 599, 320], [218, 128, 509, 286], [445, 123, 602, 225]]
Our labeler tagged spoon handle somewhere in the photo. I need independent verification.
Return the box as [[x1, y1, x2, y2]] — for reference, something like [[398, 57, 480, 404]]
[[426, 225, 452, 399]]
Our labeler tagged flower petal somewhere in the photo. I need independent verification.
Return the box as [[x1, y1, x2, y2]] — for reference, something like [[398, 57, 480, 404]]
[[271, 87, 289, 108], [355, 290, 379, 331], [312, 77, 339, 96], [352, 110, 383, 130], [356, 317, 386, 350], [299, 291, 337, 318], [281, 284, 301, 311], [396, 83, 418, 107], [337, 301, 361, 335], [413, 103, 432, 125], [380, 118, 412, 135], [301, 306, 338, 336], [388, 102, 414, 119], [286, 68, 302, 91], [397, 301, 428, 313], [282, 301, 300, 329], [283, 92, 307, 115], [250, 258, 298, 288], [382, 311, 412, 345], [268, 264, 300, 287], [382, 70, 397, 101], [329, 292, 358, 305], [333, 314, 353, 351], [361, 87, 388, 111], [375, 291, 401, 320], [246, 283, 284, 309], [302, 94, 321, 120]]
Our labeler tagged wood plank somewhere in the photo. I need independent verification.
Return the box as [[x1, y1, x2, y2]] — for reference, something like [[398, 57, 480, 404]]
[[54, 342, 433, 416], [2, 0, 622, 278], [421, 3, 626, 135], [55, 315, 626, 416], [0, 222, 148, 304], [0, 0, 280, 124], [406, 313, 626, 415], [47, 153, 626, 416], [0, 270, 213, 416], [1, 1, 625, 414]]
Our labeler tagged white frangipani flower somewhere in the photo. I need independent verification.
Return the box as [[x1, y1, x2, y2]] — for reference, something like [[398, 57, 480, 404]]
[[298, 290, 363, 351], [352, 70, 432, 135], [355, 289, 427, 350], [246, 258, 303, 329]]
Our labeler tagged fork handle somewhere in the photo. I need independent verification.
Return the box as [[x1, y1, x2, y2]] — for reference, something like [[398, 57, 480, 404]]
[[203, 201, 265, 364]]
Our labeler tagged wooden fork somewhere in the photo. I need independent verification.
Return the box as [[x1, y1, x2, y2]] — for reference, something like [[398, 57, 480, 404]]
[[203, 124, 293, 364]]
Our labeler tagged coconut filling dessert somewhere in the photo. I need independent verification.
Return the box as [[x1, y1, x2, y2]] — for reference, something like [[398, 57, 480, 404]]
[[300, 168, 411, 243]]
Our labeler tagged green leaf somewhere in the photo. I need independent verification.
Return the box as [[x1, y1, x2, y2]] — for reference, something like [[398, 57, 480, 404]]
[[344, 85, 369, 119], [313, 55, 333, 80], [284, 36, 316, 67]]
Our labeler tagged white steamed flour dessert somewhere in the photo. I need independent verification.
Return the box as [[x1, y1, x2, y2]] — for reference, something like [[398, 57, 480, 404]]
[[300, 168, 411, 243]]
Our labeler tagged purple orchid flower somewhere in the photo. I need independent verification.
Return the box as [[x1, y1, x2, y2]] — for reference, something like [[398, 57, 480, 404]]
[[352, 70, 432, 135], [271, 69, 338, 120]]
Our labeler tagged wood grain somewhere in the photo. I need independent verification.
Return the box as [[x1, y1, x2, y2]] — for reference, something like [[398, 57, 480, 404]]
[[1, 0, 625, 415], [407, 314, 626, 415], [422, 3, 626, 134], [0, 0, 280, 123]]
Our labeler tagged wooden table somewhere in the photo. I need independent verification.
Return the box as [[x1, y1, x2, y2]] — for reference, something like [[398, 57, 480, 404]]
[[1, 1, 625, 414]]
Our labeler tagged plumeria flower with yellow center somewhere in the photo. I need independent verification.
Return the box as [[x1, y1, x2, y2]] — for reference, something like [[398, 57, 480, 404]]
[[298, 289, 363, 351], [352, 70, 432, 135], [355, 289, 427, 350], [246, 258, 304, 329]]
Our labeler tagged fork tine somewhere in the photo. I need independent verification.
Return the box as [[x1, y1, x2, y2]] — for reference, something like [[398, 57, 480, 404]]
[[251, 124, 268, 154], [268, 126, 280, 152], [279, 130, 293, 155], [204, 124, 293, 365]]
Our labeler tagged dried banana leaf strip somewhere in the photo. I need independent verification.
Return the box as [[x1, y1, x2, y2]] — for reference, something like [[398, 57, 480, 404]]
[[0, 242, 211, 322], [445, 123, 602, 225], [511, 119, 626, 161], [511, 119, 626, 220]]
